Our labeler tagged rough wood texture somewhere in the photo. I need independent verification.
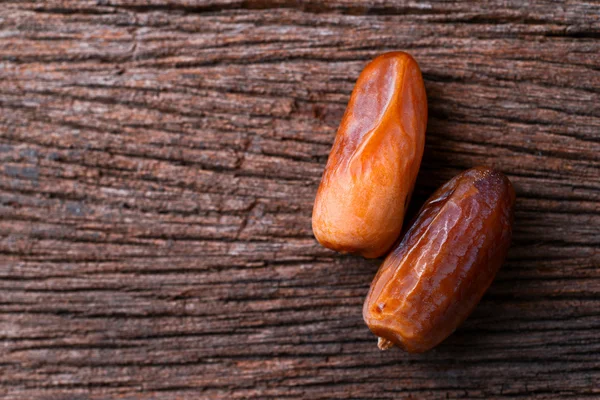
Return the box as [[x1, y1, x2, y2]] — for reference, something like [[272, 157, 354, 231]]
[[1, 1, 599, 399]]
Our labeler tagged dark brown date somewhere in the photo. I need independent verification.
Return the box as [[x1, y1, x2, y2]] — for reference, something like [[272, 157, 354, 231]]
[[363, 166, 515, 353]]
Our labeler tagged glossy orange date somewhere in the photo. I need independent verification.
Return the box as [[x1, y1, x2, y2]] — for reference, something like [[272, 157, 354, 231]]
[[363, 166, 515, 352], [312, 52, 427, 258]]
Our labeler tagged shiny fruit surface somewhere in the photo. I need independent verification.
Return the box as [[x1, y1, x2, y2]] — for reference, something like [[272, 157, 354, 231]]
[[312, 52, 427, 258], [363, 167, 516, 352]]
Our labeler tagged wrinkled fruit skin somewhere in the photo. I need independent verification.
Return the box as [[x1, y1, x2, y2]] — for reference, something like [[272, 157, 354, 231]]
[[363, 166, 516, 353], [312, 52, 427, 258]]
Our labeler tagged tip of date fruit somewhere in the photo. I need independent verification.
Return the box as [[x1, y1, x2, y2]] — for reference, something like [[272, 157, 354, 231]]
[[377, 337, 395, 350]]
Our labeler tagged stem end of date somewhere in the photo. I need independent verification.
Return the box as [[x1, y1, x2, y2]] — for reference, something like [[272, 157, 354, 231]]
[[377, 337, 394, 350]]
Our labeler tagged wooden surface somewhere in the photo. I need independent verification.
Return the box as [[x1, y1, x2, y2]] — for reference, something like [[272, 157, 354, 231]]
[[1, 1, 599, 399]]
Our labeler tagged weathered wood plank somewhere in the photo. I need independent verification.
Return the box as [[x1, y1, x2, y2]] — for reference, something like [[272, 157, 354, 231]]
[[1, 1, 599, 399]]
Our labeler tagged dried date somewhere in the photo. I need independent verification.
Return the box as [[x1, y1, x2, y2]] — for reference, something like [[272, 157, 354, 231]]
[[363, 166, 516, 352], [312, 52, 428, 258]]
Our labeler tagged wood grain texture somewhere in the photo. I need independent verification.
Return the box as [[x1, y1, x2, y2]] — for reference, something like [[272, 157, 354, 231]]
[[1, 1, 599, 398]]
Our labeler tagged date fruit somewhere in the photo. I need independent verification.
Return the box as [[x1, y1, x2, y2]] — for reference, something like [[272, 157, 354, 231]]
[[312, 52, 427, 259], [363, 166, 515, 353]]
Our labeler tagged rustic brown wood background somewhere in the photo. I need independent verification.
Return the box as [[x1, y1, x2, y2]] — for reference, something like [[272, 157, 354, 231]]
[[1, 1, 599, 399]]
